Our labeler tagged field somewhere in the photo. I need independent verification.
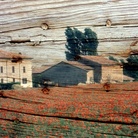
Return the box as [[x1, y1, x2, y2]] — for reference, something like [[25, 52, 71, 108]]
[[0, 82, 138, 137]]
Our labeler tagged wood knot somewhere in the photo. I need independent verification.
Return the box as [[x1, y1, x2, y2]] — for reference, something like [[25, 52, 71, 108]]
[[106, 19, 112, 27], [41, 79, 50, 94], [41, 23, 49, 30], [103, 82, 111, 92], [0, 91, 7, 98], [11, 56, 23, 63], [13, 118, 20, 123]]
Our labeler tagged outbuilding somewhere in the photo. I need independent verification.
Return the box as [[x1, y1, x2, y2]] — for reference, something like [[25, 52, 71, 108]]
[[33, 61, 94, 86], [79, 56, 123, 83]]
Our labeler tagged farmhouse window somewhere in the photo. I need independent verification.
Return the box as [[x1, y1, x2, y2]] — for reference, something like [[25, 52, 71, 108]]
[[13, 78, 15, 83], [1, 78, 3, 83], [0, 66, 3, 73], [22, 78, 27, 84], [23, 66, 26, 73], [12, 66, 15, 73]]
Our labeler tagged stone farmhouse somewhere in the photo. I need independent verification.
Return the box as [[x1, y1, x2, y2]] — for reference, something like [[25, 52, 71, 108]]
[[33, 55, 134, 87], [33, 61, 94, 86], [79, 56, 132, 83], [0, 50, 32, 88]]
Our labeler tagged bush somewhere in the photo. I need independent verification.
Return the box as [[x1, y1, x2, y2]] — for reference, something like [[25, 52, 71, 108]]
[[123, 55, 138, 81], [0, 82, 20, 90]]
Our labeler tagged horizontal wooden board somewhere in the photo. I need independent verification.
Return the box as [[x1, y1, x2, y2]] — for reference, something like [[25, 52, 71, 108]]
[[1, 26, 138, 41], [0, 1, 138, 137], [0, 40, 134, 66], [0, 0, 138, 65], [0, 0, 138, 31]]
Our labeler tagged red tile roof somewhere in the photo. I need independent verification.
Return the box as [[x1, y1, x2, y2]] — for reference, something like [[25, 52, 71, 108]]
[[80, 56, 119, 65], [65, 61, 93, 71], [0, 49, 32, 59], [32, 65, 52, 74], [32, 61, 93, 74], [130, 50, 138, 55]]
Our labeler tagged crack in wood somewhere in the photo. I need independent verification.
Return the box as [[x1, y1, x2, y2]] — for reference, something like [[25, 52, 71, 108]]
[[0, 118, 38, 125], [10, 39, 31, 43], [0, 95, 44, 104], [0, 108, 137, 126]]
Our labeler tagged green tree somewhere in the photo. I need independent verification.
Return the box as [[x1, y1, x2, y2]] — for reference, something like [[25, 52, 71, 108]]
[[65, 27, 99, 60], [127, 55, 138, 65], [123, 55, 138, 80], [84, 28, 98, 55], [65, 27, 80, 60]]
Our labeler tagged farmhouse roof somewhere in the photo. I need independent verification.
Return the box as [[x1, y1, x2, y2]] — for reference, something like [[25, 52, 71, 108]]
[[65, 61, 93, 71], [110, 74, 134, 82], [32, 61, 93, 74], [123, 75, 134, 81], [0, 49, 32, 59], [80, 56, 119, 65], [32, 65, 52, 74], [130, 50, 138, 55]]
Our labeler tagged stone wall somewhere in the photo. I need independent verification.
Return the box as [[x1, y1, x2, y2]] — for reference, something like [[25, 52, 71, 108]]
[[102, 65, 123, 83], [0, 59, 32, 87]]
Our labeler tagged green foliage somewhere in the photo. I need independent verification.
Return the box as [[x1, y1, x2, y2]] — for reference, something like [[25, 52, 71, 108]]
[[109, 56, 118, 62], [32, 74, 42, 87], [0, 82, 20, 90], [65, 27, 80, 56], [123, 55, 138, 80], [65, 27, 99, 60], [84, 28, 99, 55], [127, 55, 138, 65], [120, 59, 125, 64]]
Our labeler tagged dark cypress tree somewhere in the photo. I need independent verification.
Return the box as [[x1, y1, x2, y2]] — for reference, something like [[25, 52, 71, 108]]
[[65, 27, 99, 60], [73, 28, 85, 55], [65, 27, 80, 60], [84, 28, 99, 55]]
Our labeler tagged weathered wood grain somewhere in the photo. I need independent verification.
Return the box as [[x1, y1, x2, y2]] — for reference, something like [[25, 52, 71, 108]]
[[0, 27, 137, 66], [0, 82, 138, 137], [0, 0, 138, 30], [0, 0, 138, 65], [0, 1, 138, 137]]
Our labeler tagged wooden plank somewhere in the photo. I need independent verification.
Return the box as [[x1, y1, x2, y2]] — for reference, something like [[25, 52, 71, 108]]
[[0, 0, 138, 65], [0, 116, 137, 137], [0, 27, 138, 41], [0, 0, 138, 31], [0, 40, 133, 66], [0, 0, 138, 137], [0, 26, 137, 65]]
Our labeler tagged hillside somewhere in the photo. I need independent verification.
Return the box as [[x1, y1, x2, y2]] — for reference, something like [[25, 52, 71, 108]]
[[0, 0, 138, 66], [0, 82, 138, 137]]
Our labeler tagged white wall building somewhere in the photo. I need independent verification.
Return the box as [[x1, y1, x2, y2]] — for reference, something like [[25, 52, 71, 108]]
[[0, 49, 32, 88]]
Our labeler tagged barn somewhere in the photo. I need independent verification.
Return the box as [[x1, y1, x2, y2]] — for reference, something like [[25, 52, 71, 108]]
[[33, 61, 93, 86], [79, 56, 124, 83]]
